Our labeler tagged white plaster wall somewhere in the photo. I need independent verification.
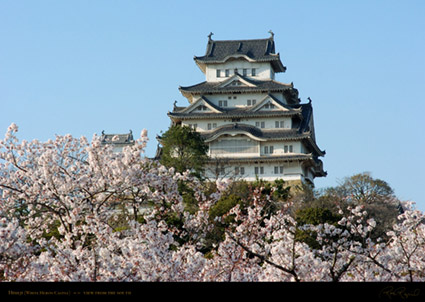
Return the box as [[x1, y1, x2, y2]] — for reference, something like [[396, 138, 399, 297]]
[[182, 116, 292, 132], [259, 141, 302, 156], [207, 93, 267, 108], [204, 93, 288, 109], [205, 60, 274, 82], [244, 117, 292, 130], [204, 161, 304, 182], [182, 119, 224, 132]]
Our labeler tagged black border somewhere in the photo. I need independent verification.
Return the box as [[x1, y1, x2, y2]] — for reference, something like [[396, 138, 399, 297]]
[[1, 282, 424, 301]]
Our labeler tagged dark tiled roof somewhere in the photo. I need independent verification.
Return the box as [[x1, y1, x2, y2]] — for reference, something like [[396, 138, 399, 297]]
[[169, 95, 304, 121], [197, 109, 325, 157], [200, 123, 309, 142], [292, 102, 313, 133], [179, 78, 293, 95], [195, 37, 286, 72], [171, 98, 323, 156], [169, 106, 300, 120]]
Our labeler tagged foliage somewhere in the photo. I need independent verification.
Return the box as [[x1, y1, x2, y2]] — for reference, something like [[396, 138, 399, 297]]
[[252, 178, 291, 201], [295, 207, 342, 249], [158, 125, 208, 178], [1, 123, 425, 282], [320, 172, 402, 240], [334, 172, 395, 204]]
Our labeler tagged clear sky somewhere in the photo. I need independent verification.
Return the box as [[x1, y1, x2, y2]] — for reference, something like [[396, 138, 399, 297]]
[[1, 1, 424, 210]]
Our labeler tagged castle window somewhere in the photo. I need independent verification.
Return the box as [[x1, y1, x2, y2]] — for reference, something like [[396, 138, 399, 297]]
[[255, 121, 265, 128], [274, 166, 284, 174], [251, 68, 256, 76], [264, 102, 275, 109], [255, 166, 264, 175], [264, 146, 274, 154], [217, 69, 221, 77], [225, 69, 230, 77], [235, 166, 245, 175], [210, 139, 258, 155], [275, 121, 284, 128], [284, 145, 294, 153], [219, 100, 228, 107], [243, 69, 248, 76]]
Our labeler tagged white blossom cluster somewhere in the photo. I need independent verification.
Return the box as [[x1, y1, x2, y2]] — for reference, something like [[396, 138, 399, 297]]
[[1, 123, 424, 281]]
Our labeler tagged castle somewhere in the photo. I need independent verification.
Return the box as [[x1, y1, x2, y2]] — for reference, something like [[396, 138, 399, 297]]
[[166, 32, 326, 186]]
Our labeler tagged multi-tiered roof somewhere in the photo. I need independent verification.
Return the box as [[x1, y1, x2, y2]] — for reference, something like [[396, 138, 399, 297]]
[[166, 33, 326, 184]]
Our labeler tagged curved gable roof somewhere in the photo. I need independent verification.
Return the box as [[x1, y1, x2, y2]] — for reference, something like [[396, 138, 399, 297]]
[[194, 36, 286, 73], [180, 96, 223, 114]]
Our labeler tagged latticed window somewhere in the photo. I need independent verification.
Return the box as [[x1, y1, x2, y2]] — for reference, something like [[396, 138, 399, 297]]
[[210, 139, 259, 155], [255, 166, 264, 175], [275, 121, 284, 128], [264, 145, 274, 154], [235, 166, 245, 175], [274, 166, 284, 174], [207, 123, 218, 130], [197, 105, 208, 111], [284, 145, 294, 153]]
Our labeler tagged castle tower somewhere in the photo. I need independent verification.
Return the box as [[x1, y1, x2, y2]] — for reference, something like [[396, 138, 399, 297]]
[[100, 130, 134, 153], [168, 32, 326, 186]]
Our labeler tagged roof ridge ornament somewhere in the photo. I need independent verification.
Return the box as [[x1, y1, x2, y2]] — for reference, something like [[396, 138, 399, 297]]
[[237, 42, 243, 52], [268, 30, 274, 39], [208, 32, 214, 42]]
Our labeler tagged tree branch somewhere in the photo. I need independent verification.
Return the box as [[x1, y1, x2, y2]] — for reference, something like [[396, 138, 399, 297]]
[[226, 231, 300, 282]]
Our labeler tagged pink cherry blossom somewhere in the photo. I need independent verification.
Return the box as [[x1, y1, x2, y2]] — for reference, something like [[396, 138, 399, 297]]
[[1, 123, 424, 282]]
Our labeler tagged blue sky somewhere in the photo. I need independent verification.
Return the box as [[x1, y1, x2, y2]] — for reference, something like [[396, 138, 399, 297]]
[[1, 1, 424, 210]]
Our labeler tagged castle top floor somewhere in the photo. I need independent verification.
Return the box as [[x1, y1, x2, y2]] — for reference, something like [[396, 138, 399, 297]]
[[194, 32, 286, 83]]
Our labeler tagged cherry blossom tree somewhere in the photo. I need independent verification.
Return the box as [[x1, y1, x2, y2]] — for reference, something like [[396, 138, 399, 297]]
[[0, 123, 209, 281], [1, 123, 424, 282]]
